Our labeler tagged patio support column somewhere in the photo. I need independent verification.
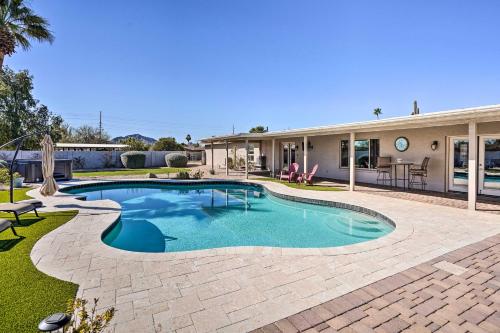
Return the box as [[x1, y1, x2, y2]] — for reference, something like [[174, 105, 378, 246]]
[[303, 136, 308, 174], [211, 141, 214, 171], [225, 140, 229, 176], [468, 121, 477, 210], [349, 132, 355, 191], [271, 138, 275, 177], [245, 139, 249, 179]]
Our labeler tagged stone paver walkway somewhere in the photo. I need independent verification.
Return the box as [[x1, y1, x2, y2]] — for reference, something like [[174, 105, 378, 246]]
[[29, 179, 500, 333], [252, 233, 500, 333]]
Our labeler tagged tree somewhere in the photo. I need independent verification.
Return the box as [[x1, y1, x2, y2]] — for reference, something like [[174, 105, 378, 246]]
[[249, 125, 267, 133], [373, 108, 382, 119], [185, 134, 191, 144], [152, 137, 183, 151], [0, 0, 55, 68], [120, 137, 149, 151], [70, 125, 110, 144], [0, 67, 64, 148]]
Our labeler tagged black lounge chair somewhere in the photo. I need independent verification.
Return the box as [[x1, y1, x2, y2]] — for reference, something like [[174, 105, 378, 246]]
[[0, 202, 39, 225], [17, 199, 43, 209], [0, 218, 17, 236]]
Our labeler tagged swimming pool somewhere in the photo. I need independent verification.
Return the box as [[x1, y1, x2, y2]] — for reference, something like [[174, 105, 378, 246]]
[[65, 182, 394, 253]]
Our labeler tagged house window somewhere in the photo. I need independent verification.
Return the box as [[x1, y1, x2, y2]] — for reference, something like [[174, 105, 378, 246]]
[[340, 140, 349, 167], [340, 139, 380, 169], [248, 144, 255, 162]]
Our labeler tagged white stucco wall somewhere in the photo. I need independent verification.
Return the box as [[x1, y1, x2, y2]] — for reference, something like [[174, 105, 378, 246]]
[[258, 121, 500, 192]]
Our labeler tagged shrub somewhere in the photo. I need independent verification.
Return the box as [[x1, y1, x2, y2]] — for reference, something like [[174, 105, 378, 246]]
[[66, 298, 115, 333], [190, 169, 204, 179], [176, 171, 190, 179], [227, 157, 233, 169], [72, 156, 86, 170], [101, 153, 115, 168], [120, 151, 146, 169], [0, 169, 21, 184], [165, 153, 188, 168]]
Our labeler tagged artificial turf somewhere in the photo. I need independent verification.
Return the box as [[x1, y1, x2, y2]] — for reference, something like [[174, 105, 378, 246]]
[[0, 187, 32, 202], [73, 167, 190, 178], [254, 177, 345, 191], [0, 203, 79, 332]]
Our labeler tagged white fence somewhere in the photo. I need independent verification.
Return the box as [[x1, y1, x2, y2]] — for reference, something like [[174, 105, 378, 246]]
[[0, 150, 186, 170]]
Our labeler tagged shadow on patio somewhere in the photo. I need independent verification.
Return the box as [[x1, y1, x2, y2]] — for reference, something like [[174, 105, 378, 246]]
[[315, 178, 500, 214]]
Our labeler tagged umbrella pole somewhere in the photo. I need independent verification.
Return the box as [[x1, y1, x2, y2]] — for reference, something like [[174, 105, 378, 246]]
[[0, 133, 44, 202]]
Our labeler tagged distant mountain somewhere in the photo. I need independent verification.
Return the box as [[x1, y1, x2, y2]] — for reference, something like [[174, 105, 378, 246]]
[[112, 134, 157, 145]]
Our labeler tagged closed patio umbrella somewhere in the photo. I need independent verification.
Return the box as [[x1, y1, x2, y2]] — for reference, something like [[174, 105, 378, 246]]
[[40, 134, 59, 196]]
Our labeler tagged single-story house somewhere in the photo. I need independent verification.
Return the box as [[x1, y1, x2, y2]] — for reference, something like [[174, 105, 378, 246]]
[[201, 104, 500, 210]]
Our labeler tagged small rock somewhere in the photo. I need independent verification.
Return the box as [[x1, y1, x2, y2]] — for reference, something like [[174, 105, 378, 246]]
[[146, 173, 158, 178]]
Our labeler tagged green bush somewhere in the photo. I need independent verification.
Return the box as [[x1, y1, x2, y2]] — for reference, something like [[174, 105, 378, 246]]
[[120, 151, 146, 169], [165, 153, 188, 168], [176, 171, 190, 179], [0, 169, 21, 184], [190, 170, 204, 179]]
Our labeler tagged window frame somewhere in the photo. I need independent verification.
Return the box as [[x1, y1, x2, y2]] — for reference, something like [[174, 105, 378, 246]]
[[339, 138, 380, 170]]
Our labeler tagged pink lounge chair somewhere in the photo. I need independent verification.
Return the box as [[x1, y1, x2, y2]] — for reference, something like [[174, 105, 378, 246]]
[[280, 162, 299, 182], [297, 164, 319, 185]]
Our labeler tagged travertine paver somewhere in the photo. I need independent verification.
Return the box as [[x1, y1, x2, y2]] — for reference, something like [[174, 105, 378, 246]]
[[432, 261, 469, 276], [28, 179, 500, 333], [253, 233, 500, 333]]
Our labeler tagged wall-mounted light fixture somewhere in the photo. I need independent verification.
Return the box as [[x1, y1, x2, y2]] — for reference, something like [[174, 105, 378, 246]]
[[431, 140, 439, 151]]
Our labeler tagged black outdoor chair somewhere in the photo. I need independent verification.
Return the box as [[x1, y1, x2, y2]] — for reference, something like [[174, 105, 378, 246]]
[[409, 157, 430, 190], [376, 156, 392, 186]]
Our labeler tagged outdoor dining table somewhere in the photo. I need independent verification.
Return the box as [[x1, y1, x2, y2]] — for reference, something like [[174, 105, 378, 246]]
[[389, 161, 414, 190]]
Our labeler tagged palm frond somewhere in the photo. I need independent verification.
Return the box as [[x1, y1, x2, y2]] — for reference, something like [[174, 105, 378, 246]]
[[11, 30, 29, 50], [0, 0, 54, 52]]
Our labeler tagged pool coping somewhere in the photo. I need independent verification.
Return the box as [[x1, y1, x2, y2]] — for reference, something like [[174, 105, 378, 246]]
[[49, 178, 406, 259]]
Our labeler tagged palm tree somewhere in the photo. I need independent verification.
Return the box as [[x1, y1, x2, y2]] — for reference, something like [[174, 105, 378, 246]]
[[0, 0, 54, 68], [185, 134, 191, 144], [373, 107, 382, 119]]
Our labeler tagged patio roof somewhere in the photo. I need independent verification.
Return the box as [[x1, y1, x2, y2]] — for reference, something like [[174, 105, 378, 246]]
[[200, 104, 500, 143]]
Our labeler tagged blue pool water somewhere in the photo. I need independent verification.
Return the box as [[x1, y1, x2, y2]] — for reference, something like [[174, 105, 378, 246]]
[[67, 183, 394, 253]]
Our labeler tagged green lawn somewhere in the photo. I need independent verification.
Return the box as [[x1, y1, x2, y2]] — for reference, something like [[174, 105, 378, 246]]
[[254, 177, 345, 191], [0, 189, 79, 332], [0, 187, 32, 202], [73, 167, 190, 177]]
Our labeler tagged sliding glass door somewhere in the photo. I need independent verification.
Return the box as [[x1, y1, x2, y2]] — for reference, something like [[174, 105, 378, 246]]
[[448, 137, 469, 192], [479, 136, 500, 196], [448, 135, 500, 196], [282, 143, 296, 170]]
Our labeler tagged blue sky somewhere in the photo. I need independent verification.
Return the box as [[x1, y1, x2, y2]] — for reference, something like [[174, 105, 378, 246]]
[[6, 0, 500, 143]]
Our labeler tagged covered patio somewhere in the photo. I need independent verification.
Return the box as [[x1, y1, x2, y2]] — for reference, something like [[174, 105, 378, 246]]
[[202, 105, 500, 211]]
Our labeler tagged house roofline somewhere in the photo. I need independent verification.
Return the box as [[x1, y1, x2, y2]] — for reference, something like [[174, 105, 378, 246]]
[[200, 104, 500, 143]]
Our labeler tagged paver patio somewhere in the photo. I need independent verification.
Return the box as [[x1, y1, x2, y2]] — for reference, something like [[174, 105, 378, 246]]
[[28, 179, 500, 332], [252, 233, 500, 333]]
